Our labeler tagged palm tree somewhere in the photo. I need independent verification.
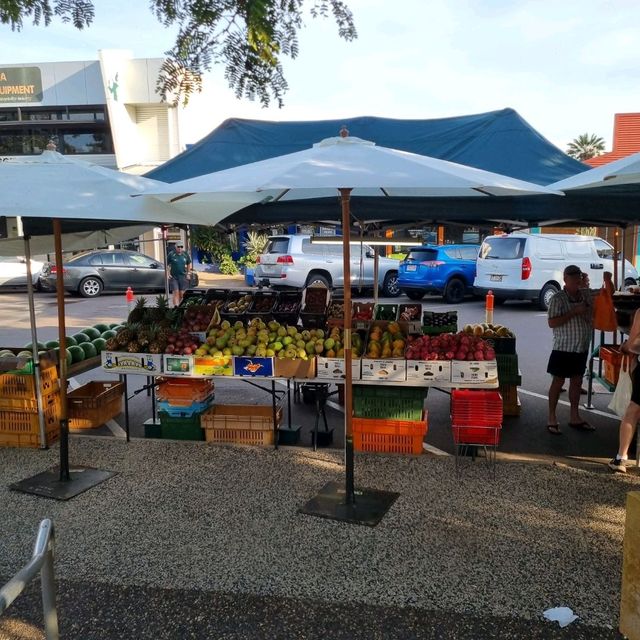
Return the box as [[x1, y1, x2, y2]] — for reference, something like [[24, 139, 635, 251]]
[[566, 133, 606, 161]]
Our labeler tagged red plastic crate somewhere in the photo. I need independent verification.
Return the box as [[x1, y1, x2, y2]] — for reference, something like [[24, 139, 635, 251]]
[[450, 389, 503, 427], [452, 424, 501, 446]]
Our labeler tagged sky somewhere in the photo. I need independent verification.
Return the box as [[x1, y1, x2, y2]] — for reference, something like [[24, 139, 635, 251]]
[[1, 0, 639, 152]]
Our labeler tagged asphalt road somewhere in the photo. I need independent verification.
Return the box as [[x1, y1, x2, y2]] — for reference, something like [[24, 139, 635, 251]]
[[0, 289, 625, 465]]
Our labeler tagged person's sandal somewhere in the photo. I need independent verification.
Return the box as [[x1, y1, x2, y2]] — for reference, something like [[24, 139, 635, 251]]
[[569, 421, 596, 432], [547, 424, 562, 435]]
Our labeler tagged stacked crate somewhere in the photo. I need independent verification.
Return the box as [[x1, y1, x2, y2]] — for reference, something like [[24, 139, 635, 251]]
[[201, 404, 283, 446], [352, 386, 427, 454], [0, 364, 60, 448], [155, 378, 215, 440], [67, 381, 123, 429], [492, 337, 521, 416]]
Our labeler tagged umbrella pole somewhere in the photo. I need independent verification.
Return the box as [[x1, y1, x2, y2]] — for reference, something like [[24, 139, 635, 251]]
[[340, 189, 355, 504], [23, 236, 48, 449], [53, 218, 70, 481]]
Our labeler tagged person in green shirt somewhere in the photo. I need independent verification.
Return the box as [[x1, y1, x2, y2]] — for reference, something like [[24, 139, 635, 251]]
[[167, 243, 192, 306]]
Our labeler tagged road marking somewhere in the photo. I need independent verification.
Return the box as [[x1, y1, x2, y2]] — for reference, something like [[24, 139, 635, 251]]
[[105, 419, 127, 437], [518, 388, 618, 420], [423, 443, 450, 456]]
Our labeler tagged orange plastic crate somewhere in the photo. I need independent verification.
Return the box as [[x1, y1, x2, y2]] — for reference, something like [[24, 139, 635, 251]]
[[600, 345, 623, 367], [0, 398, 60, 448], [204, 427, 274, 446], [352, 415, 427, 455], [603, 360, 621, 386], [67, 381, 124, 430], [0, 365, 58, 402], [156, 378, 214, 404]]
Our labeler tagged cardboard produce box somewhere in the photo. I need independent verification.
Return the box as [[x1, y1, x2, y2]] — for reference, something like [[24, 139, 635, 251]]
[[102, 352, 163, 375], [450, 360, 498, 385], [233, 356, 274, 377], [406, 361, 452, 383], [316, 357, 362, 380], [274, 358, 317, 379], [361, 358, 407, 381]]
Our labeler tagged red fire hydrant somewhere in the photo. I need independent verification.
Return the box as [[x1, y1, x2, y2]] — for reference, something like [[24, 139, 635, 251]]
[[126, 286, 134, 313]]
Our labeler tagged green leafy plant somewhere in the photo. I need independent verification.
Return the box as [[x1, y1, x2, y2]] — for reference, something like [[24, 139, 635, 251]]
[[239, 231, 269, 269], [219, 254, 239, 275]]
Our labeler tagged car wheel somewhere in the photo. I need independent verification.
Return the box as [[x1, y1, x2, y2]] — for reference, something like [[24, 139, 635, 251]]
[[305, 273, 331, 288], [382, 272, 400, 297], [538, 283, 558, 311], [78, 277, 103, 298], [625, 278, 637, 288], [443, 278, 465, 304], [405, 290, 425, 301]]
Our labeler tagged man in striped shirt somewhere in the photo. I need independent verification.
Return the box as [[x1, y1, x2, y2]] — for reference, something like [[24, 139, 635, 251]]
[[546, 264, 613, 434]]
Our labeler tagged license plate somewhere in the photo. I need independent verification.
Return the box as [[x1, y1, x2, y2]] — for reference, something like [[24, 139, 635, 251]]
[[490, 274, 503, 282], [406, 264, 417, 272]]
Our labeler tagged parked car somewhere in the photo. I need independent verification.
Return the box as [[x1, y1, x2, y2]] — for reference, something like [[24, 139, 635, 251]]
[[254, 234, 401, 296], [397, 244, 480, 303], [0, 256, 45, 290], [473, 232, 639, 310], [39, 249, 198, 298]]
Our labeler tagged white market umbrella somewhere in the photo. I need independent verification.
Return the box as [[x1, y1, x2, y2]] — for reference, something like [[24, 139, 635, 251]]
[[142, 133, 561, 523], [0, 150, 185, 491], [548, 152, 640, 191]]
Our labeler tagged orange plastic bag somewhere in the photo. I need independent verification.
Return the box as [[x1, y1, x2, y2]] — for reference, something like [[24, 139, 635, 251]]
[[593, 286, 617, 331]]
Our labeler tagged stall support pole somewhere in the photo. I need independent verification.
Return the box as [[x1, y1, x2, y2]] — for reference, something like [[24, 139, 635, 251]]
[[53, 219, 70, 482], [162, 226, 170, 302], [299, 188, 399, 526], [23, 236, 48, 449], [123, 374, 130, 442], [373, 250, 379, 305], [272, 380, 279, 450]]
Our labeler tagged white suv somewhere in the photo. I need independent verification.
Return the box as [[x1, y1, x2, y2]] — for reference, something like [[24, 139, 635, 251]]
[[474, 232, 639, 310], [254, 234, 401, 296]]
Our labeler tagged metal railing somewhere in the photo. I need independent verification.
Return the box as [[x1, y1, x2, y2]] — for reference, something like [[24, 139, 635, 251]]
[[0, 519, 59, 639]]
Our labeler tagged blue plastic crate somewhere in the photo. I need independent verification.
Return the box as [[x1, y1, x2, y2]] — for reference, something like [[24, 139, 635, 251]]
[[157, 394, 215, 417]]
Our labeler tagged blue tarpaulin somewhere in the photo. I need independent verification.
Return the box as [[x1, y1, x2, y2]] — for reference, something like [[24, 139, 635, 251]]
[[147, 108, 586, 186]]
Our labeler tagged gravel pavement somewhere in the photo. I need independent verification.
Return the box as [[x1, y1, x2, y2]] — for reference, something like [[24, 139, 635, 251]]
[[0, 437, 637, 638]]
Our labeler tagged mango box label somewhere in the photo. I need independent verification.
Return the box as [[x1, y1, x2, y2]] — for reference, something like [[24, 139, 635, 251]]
[[163, 355, 194, 376], [361, 359, 407, 381], [316, 357, 362, 380], [406, 360, 452, 383], [233, 356, 274, 377]]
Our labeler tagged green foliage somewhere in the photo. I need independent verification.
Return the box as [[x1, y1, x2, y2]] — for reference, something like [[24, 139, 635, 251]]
[[239, 230, 268, 268], [218, 254, 239, 275], [566, 133, 606, 161], [0, 0, 356, 107]]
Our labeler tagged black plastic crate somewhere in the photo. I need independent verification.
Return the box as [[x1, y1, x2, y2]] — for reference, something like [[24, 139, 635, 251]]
[[247, 291, 278, 318], [272, 291, 302, 325]]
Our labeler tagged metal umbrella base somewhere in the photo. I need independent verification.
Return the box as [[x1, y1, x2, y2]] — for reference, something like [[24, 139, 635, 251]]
[[10, 466, 116, 501], [299, 481, 399, 527]]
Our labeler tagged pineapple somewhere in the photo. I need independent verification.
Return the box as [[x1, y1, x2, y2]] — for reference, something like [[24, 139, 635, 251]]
[[127, 340, 141, 353], [116, 324, 133, 347], [127, 296, 148, 323], [152, 294, 170, 323], [147, 325, 165, 354], [105, 337, 119, 351], [137, 327, 151, 348]]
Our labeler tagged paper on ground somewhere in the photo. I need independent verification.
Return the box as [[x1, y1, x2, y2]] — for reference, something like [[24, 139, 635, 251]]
[[543, 606, 578, 627]]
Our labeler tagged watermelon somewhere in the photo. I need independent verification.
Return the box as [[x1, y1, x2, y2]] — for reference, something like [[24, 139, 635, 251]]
[[64, 348, 73, 367], [45, 340, 59, 349], [0, 350, 14, 357], [109, 323, 121, 329], [82, 327, 101, 340], [94, 323, 110, 333], [92, 338, 107, 354], [17, 350, 33, 358], [23, 341, 46, 350], [100, 330, 116, 340], [68, 345, 85, 363], [65, 335, 78, 347], [80, 342, 97, 359], [72, 333, 90, 345]]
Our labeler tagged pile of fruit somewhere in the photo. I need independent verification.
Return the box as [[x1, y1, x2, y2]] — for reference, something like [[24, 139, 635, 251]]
[[405, 332, 496, 361], [365, 322, 406, 358], [374, 304, 398, 321], [327, 300, 345, 320], [303, 288, 329, 313], [223, 293, 253, 315], [352, 303, 373, 322], [462, 323, 514, 338], [178, 305, 218, 334], [273, 296, 300, 315], [399, 304, 421, 321], [423, 310, 458, 328], [250, 295, 276, 313]]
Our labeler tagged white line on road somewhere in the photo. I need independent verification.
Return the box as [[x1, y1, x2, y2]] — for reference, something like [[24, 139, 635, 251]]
[[518, 388, 618, 420]]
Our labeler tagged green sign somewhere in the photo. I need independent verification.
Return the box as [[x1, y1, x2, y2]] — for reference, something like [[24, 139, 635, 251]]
[[0, 67, 43, 103]]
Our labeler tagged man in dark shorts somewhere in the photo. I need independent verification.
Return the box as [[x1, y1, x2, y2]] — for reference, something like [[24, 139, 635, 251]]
[[546, 264, 598, 434], [167, 243, 191, 306]]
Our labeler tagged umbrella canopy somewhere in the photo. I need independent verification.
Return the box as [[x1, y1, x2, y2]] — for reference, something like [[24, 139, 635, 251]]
[[0, 150, 206, 228], [549, 152, 640, 191], [142, 135, 562, 220]]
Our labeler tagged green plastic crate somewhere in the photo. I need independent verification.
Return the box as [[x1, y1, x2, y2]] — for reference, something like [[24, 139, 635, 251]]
[[158, 411, 204, 441], [496, 354, 521, 385], [353, 386, 426, 420]]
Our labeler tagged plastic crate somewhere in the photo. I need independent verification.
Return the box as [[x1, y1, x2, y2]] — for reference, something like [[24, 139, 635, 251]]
[[204, 288, 230, 303], [422, 325, 457, 335], [483, 336, 516, 354], [451, 424, 501, 446], [156, 378, 214, 403], [450, 389, 503, 427], [496, 354, 521, 385], [0, 365, 58, 401], [398, 304, 422, 323], [603, 360, 621, 386], [201, 404, 282, 431], [67, 381, 124, 430], [157, 394, 214, 417], [302, 287, 329, 313], [247, 291, 278, 318], [352, 415, 427, 455], [352, 302, 374, 323], [179, 288, 208, 306], [353, 386, 426, 420], [0, 398, 60, 448], [422, 310, 458, 329], [0, 386, 60, 413], [600, 345, 623, 367], [158, 411, 204, 441], [272, 291, 302, 325]]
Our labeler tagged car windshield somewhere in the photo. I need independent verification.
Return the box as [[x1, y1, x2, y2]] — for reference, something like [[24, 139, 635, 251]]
[[264, 238, 290, 254], [405, 248, 438, 262], [480, 238, 526, 260]]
